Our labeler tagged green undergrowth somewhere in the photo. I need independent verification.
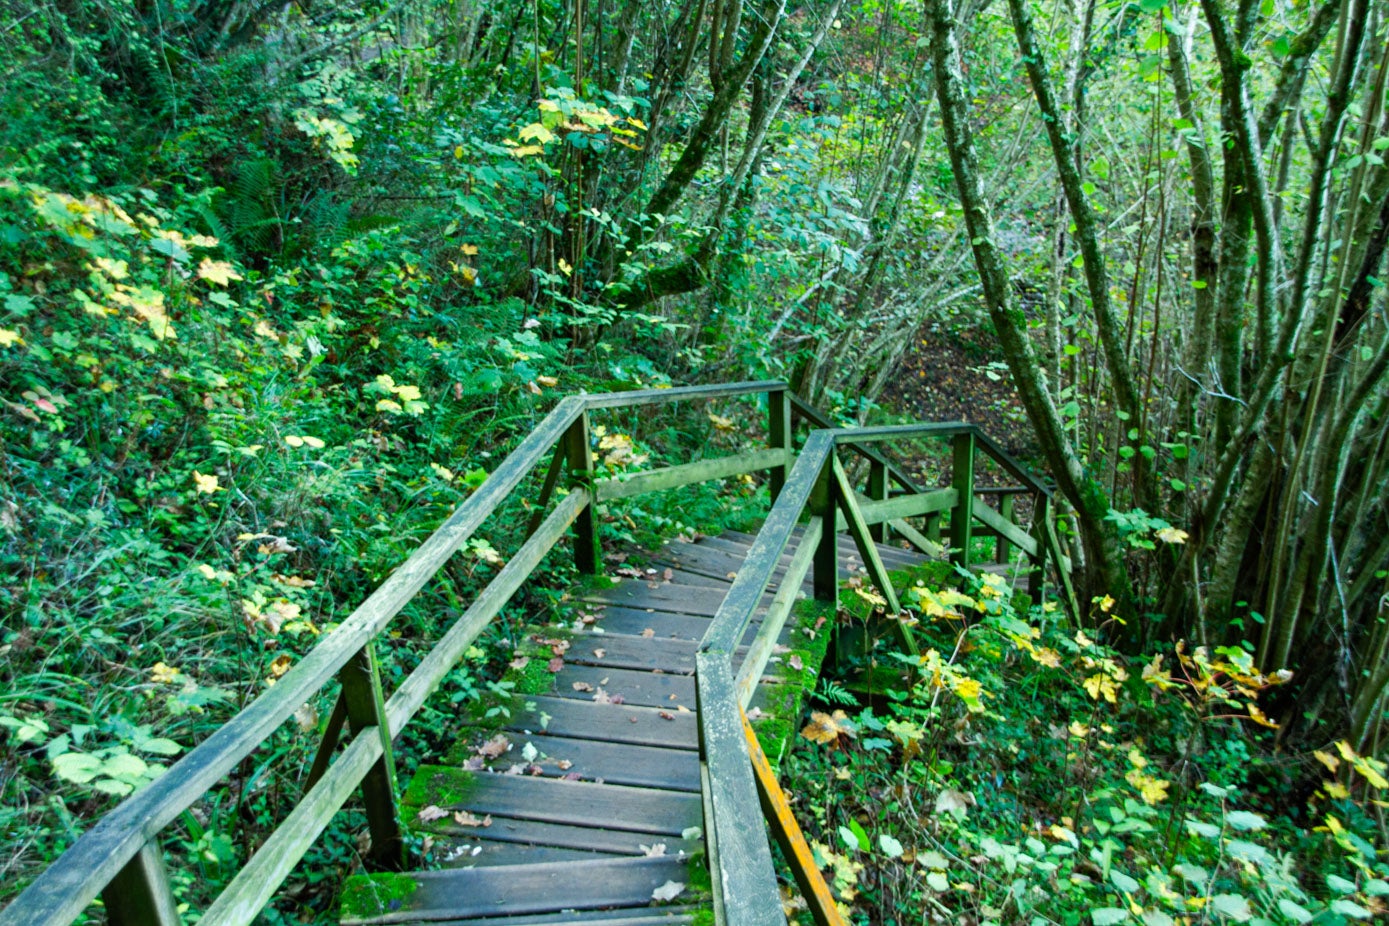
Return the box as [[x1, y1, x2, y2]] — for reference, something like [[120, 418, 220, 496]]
[[781, 571, 1389, 925]]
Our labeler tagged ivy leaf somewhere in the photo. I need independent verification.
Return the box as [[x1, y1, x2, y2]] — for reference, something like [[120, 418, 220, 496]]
[[1091, 909, 1129, 925], [877, 833, 904, 858], [1208, 894, 1251, 922]]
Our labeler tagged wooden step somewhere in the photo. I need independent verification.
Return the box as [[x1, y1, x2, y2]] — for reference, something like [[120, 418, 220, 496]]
[[547, 664, 696, 710], [340, 855, 699, 924], [406, 766, 702, 836], [462, 732, 700, 792], [503, 696, 698, 750], [403, 907, 700, 926]]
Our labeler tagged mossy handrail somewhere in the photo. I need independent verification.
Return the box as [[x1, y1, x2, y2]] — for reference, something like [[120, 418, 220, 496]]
[[696, 420, 1070, 926], [0, 380, 790, 926]]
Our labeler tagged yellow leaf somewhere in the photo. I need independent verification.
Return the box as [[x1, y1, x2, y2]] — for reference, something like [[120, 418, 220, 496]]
[[509, 145, 545, 157], [196, 564, 217, 580], [193, 471, 221, 494], [1098, 594, 1115, 613], [393, 384, 422, 402], [301, 435, 325, 449], [460, 243, 479, 256], [800, 710, 855, 745], [1323, 781, 1350, 799], [1155, 526, 1188, 544], [284, 435, 304, 447], [268, 654, 293, 678], [0, 328, 23, 348], [537, 375, 559, 387], [1083, 672, 1118, 703], [376, 398, 403, 413], [1246, 703, 1279, 728], [197, 259, 243, 287], [430, 463, 455, 481], [150, 662, 183, 684], [708, 413, 735, 431], [518, 122, 556, 145]]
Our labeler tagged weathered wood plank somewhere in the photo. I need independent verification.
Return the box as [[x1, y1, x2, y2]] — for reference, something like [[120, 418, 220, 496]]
[[735, 519, 821, 707], [887, 518, 945, 559], [475, 733, 701, 792], [340, 856, 695, 924], [339, 643, 404, 870], [855, 488, 958, 526], [102, 841, 180, 926], [950, 432, 976, 571], [413, 768, 702, 836], [551, 665, 697, 709], [833, 457, 903, 618], [425, 813, 701, 857], [565, 633, 748, 675], [582, 580, 733, 617], [435, 841, 613, 869], [503, 695, 698, 750], [694, 654, 785, 926], [576, 607, 716, 642], [418, 908, 700, 926], [596, 448, 788, 500], [972, 496, 1037, 557]]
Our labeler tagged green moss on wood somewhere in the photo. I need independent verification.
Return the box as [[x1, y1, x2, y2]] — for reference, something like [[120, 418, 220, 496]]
[[339, 872, 419, 921], [400, 764, 480, 824]]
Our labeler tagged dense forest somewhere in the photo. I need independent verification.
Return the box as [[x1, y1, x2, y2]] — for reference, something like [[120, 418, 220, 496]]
[[2, 0, 1388, 922]]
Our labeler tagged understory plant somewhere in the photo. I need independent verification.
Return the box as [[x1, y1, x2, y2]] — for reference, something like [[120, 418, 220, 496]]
[[784, 571, 1389, 925]]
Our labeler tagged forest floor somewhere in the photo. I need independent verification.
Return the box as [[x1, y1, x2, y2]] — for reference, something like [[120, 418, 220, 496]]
[[881, 326, 1038, 467]]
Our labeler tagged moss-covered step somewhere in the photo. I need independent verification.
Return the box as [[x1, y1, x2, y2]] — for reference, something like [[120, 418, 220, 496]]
[[401, 766, 702, 837], [339, 855, 701, 924]]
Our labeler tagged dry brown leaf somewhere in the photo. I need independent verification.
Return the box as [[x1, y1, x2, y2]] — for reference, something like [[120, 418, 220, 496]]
[[641, 628, 656, 638], [800, 710, 855, 745], [476, 734, 511, 759], [453, 810, 492, 827], [788, 654, 804, 671], [557, 759, 573, 770], [641, 843, 667, 857], [658, 711, 675, 721], [417, 805, 448, 822], [592, 648, 606, 659], [652, 880, 686, 903], [571, 681, 594, 692], [508, 655, 530, 670], [547, 656, 564, 673]]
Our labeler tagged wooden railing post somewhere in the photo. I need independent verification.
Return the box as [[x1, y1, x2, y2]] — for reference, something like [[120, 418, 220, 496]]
[[996, 492, 1015, 564], [102, 840, 180, 926], [768, 388, 792, 503], [812, 453, 839, 602], [1029, 494, 1049, 602], [867, 459, 889, 544], [950, 432, 976, 573], [565, 411, 600, 574], [340, 643, 404, 871]]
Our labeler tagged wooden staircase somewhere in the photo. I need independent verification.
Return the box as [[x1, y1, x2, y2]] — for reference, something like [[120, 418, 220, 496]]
[[339, 531, 933, 924]]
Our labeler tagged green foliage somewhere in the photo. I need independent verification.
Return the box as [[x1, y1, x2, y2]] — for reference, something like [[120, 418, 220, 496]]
[[784, 571, 1388, 924]]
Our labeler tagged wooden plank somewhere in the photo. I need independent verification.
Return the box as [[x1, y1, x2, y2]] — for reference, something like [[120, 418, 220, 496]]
[[582, 380, 785, 409], [415, 769, 703, 836], [887, 519, 945, 559], [340, 856, 695, 924], [567, 412, 600, 575], [577, 607, 715, 642], [476, 733, 701, 792], [950, 432, 976, 571], [856, 488, 958, 525], [415, 907, 700, 926], [340, 643, 404, 871], [582, 580, 732, 617], [868, 459, 889, 543], [102, 841, 180, 926], [786, 393, 924, 495], [694, 654, 785, 926], [769, 388, 792, 502], [436, 841, 615, 869], [701, 430, 835, 656], [736, 519, 821, 707], [524, 443, 568, 540], [629, 565, 732, 589], [201, 729, 382, 925], [741, 710, 846, 926], [972, 497, 1037, 557], [833, 457, 902, 618], [504, 695, 698, 750], [551, 665, 696, 709], [596, 448, 788, 500], [566, 633, 747, 675], [996, 493, 1016, 564], [426, 812, 701, 858]]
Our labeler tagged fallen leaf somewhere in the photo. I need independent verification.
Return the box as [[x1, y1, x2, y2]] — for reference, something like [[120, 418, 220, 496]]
[[557, 759, 573, 770], [746, 707, 766, 720], [476, 734, 511, 759], [934, 788, 974, 815], [659, 711, 675, 720], [788, 654, 804, 671], [662, 568, 673, 582], [547, 656, 564, 673], [572, 681, 594, 692], [417, 805, 448, 822], [642, 628, 656, 638], [593, 688, 612, 703], [592, 649, 606, 659], [268, 654, 293, 678], [509, 655, 530, 670], [652, 880, 686, 903], [641, 843, 667, 857], [801, 710, 855, 745], [293, 703, 318, 732], [453, 811, 492, 827]]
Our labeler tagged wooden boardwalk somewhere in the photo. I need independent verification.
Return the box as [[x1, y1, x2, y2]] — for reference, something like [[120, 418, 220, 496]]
[[340, 530, 930, 924]]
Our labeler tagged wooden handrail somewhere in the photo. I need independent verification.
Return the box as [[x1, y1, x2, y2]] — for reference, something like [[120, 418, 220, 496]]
[[1, 381, 787, 926], [4, 377, 1071, 926]]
